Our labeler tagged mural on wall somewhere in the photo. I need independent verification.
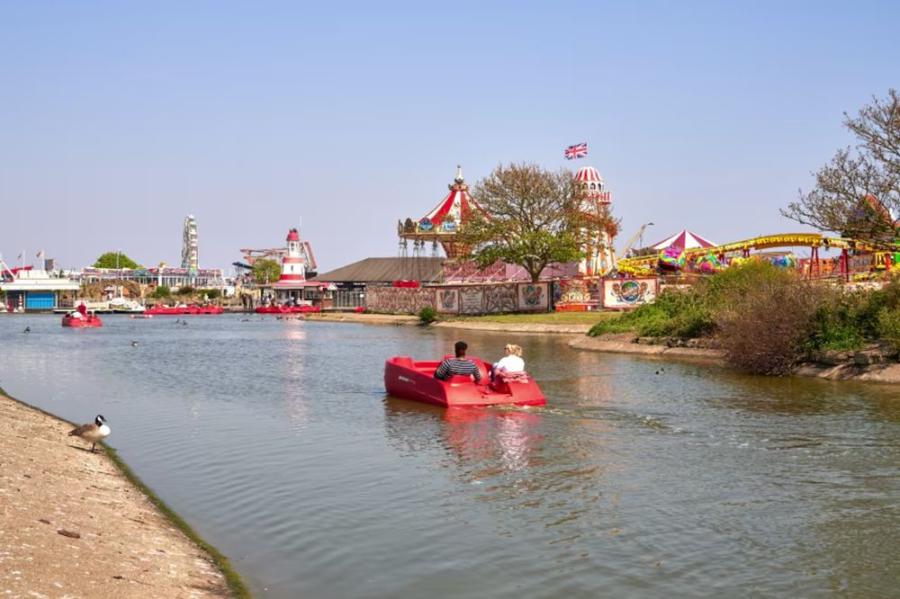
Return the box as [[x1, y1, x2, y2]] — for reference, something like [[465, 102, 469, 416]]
[[517, 283, 548, 311], [459, 287, 485, 314], [484, 284, 518, 313], [602, 278, 658, 309], [365, 282, 553, 315], [557, 279, 592, 304], [367, 287, 436, 314], [437, 289, 459, 313]]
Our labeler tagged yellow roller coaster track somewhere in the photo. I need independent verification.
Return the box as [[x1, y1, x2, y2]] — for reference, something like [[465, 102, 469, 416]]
[[617, 233, 889, 271]]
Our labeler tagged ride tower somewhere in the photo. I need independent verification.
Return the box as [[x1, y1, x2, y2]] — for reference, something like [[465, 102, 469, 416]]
[[279, 228, 307, 283], [181, 215, 199, 274], [573, 166, 616, 276]]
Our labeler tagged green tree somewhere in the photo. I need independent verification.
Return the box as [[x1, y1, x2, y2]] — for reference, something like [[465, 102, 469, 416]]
[[460, 163, 606, 282], [252, 259, 282, 284], [149, 285, 171, 298], [93, 251, 140, 269], [783, 90, 900, 244]]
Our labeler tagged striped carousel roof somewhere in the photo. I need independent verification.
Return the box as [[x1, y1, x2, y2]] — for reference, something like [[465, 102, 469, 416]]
[[421, 165, 486, 228], [650, 229, 717, 250], [574, 166, 603, 184]]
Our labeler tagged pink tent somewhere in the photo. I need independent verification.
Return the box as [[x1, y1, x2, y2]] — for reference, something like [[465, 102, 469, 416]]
[[650, 229, 716, 250]]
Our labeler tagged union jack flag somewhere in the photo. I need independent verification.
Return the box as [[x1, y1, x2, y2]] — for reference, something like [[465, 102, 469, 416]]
[[564, 142, 588, 160]]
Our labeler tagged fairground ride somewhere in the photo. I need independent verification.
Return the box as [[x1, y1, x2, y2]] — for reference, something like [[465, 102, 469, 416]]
[[616, 232, 898, 281]]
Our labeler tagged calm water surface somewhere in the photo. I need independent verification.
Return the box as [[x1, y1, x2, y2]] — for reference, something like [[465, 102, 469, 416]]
[[2, 315, 899, 597]]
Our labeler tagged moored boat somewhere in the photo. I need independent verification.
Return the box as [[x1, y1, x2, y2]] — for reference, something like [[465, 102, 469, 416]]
[[62, 304, 102, 328], [384, 356, 545, 408], [144, 304, 223, 315]]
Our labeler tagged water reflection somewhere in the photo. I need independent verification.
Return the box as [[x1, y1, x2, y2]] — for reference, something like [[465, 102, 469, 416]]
[[281, 326, 309, 430], [382, 398, 543, 474], [3, 316, 899, 598]]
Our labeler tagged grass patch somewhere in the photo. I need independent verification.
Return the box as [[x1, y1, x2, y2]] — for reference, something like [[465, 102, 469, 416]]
[[449, 312, 619, 325], [0, 387, 250, 599]]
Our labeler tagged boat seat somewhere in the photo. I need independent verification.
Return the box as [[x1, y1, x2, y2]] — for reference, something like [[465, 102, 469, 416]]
[[392, 356, 415, 368]]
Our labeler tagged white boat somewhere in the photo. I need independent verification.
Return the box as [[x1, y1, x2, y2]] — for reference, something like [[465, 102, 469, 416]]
[[54, 298, 145, 314]]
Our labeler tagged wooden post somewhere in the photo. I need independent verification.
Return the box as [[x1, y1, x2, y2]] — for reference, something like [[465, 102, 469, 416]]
[[840, 248, 849, 282]]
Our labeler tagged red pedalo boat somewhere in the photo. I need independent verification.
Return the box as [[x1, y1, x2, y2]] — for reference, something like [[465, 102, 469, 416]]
[[144, 304, 224, 315], [254, 305, 321, 314], [62, 305, 102, 328], [384, 356, 545, 408]]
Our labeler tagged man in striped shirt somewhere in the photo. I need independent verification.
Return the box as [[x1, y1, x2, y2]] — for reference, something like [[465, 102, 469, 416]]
[[434, 341, 482, 383]]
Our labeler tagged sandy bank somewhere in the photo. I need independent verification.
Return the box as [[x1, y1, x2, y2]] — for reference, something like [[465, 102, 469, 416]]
[[434, 321, 591, 335], [570, 335, 900, 384], [0, 394, 239, 598], [306, 312, 418, 325]]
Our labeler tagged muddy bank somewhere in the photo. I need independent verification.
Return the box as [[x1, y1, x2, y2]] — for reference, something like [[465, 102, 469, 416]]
[[570, 335, 900, 384], [569, 334, 725, 362], [0, 394, 244, 598]]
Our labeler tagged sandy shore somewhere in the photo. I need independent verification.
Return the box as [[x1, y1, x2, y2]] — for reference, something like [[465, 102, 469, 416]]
[[306, 312, 418, 325], [434, 321, 591, 335], [0, 394, 237, 598]]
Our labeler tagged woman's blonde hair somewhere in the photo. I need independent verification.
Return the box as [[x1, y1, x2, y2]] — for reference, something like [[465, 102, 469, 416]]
[[505, 344, 523, 357]]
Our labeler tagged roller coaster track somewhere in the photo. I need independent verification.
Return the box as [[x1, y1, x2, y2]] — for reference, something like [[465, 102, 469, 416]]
[[617, 233, 888, 271]]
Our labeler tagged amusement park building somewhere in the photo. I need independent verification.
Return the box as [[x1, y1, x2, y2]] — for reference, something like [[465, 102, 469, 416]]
[[78, 266, 225, 289], [1, 266, 80, 311]]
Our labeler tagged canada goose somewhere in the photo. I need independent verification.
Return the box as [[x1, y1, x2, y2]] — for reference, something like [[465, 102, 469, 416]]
[[23, 326, 31, 333], [68, 415, 111, 452]]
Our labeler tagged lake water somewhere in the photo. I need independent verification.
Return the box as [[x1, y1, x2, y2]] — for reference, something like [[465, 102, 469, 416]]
[[2, 315, 899, 597]]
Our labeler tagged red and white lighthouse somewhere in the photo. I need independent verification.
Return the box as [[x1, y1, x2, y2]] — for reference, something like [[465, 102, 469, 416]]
[[278, 228, 307, 283]]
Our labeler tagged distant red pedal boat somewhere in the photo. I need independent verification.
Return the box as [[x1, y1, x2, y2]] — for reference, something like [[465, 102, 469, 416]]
[[62, 304, 102, 328], [144, 304, 223, 315], [255, 305, 321, 314], [384, 356, 545, 408]]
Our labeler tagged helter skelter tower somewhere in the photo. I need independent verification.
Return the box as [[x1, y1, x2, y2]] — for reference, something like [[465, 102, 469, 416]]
[[573, 166, 616, 276], [397, 166, 486, 259], [181, 214, 199, 273]]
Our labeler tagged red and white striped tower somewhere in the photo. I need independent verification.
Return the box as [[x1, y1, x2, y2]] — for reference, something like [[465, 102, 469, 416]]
[[279, 228, 307, 283], [573, 166, 616, 276]]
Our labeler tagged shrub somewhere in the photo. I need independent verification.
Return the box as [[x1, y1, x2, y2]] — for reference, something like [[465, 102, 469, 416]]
[[149, 285, 171, 298], [876, 307, 900, 352], [176, 286, 195, 296], [197, 288, 221, 299], [418, 306, 437, 324], [588, 287, 714, 339], [701, 261, 794, 310], [717, 279, 820, 375]]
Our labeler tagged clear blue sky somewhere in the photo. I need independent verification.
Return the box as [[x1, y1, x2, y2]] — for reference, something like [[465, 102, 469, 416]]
[[2, 1, 898, 271]]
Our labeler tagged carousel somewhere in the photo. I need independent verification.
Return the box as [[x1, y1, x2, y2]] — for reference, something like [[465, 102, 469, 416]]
[[397, 166, 487, 259]]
